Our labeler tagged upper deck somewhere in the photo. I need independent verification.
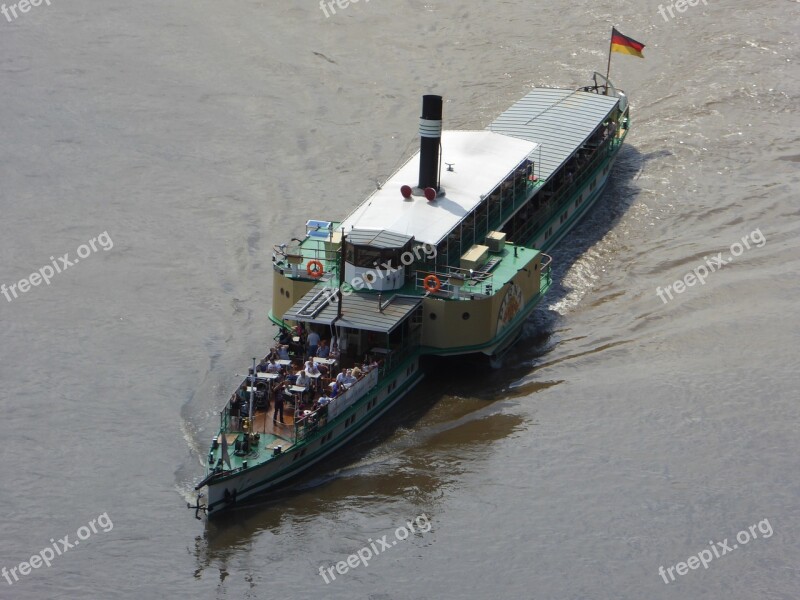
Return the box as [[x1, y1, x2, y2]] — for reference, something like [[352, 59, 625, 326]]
[[340, 130, 538, 246], [489, 87, 620, 183]]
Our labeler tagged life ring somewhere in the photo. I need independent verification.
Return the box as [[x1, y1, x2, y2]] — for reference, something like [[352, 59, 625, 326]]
[[306, 259, 324, 278], [423, 274, 441, 293]]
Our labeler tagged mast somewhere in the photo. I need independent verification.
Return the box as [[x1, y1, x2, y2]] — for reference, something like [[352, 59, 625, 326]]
[[605, 28, 613, 93], [248, 357, 256, 430]]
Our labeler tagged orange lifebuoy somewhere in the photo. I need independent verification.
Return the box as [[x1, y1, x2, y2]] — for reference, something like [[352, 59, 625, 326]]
[[423, 274, 441, 293], [306, 260, 324, 278]]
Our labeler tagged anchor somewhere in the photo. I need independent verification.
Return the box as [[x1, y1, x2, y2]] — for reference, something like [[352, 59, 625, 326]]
[[187, 493, 208, 520]]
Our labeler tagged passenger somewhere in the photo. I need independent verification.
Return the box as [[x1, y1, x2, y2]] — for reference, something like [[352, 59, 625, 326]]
[[306, 329, 321, 359], [278, 328, 292, 346], [278, 345, 291, 360], [266, 357, 281, 373], [304, 359, 320, 376], [330, 382, 341, 398], [256, 357, 269, 373], [295, 369, 311, 391], [266, 347, 279, 361], [272, 394, 284, 424], [342, 369, 357, 386], [316, 339, 330, 358], [351, 366, 362, 379]]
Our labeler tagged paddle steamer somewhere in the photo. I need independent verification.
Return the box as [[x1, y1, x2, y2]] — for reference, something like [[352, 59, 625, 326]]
[[195, 73, 630, 515]]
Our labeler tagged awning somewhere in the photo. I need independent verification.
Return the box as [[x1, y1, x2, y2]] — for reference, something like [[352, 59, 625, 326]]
[[282, 284, 421, 334]]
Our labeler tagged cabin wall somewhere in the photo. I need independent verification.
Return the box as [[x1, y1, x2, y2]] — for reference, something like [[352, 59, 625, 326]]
[[272, 271, 317, 322], [421, 295, 494, 349]]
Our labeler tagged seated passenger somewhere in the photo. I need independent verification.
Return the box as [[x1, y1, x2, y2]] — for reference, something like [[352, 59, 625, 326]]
[[256, 358, 268, 373], [329, 382, 341, 398], [265, 357, 282, 373], [304, 359, 320, 376], [351, 366, 362, 379], [278, 345, 290, 360], [295, 369, 310, 390], [316, 339, 330, 358], [341, 369, 357, 386]]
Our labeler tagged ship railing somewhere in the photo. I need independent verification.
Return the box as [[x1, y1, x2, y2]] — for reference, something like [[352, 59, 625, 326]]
[[539, 253, 553, 290], [293, 369, 380, 441], [272, 232, 342, 280], [413, 266, 497, 298]]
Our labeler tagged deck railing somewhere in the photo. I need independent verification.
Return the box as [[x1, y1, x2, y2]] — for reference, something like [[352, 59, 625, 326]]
[[413, 264, 497, 298]]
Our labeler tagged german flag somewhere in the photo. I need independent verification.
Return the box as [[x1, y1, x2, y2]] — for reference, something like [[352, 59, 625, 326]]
[[610, 28, 645, 58]]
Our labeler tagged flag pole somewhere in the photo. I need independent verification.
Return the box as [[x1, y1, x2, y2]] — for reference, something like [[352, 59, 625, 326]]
[[605, 28, 613, 93]]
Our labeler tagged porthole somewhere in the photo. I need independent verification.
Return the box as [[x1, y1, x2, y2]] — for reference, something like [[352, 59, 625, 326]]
[[279, 287, 284, 295], [429, 313, 437, 320], [462, 312, 470, 320]]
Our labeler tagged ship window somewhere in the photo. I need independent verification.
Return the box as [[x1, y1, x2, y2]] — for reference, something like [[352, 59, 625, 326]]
[[429, 313, 437, 320], [590, 180, 596, 191], [279, 287, 284, 295], [354, 247, 382, 268], [462, 312, 470, 320]]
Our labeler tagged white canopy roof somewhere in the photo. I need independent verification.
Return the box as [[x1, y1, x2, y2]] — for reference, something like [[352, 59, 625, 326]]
[[340, 130, 538, 246]]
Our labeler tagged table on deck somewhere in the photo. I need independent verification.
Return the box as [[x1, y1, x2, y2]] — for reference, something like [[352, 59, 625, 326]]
[[313, 357, 337, 367]]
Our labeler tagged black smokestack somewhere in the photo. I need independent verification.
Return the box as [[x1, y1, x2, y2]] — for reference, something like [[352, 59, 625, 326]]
[[418, 95, 443, 192]]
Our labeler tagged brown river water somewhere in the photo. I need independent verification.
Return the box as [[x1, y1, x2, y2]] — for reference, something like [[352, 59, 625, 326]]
[[1, 1, 798, 598]]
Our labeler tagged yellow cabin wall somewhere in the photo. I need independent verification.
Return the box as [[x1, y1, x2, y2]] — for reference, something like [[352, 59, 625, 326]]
[[272, 271, 316, 322]]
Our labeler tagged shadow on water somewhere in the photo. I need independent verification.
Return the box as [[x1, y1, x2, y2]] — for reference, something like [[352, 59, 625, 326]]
[[188, 143, 663, 567]]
